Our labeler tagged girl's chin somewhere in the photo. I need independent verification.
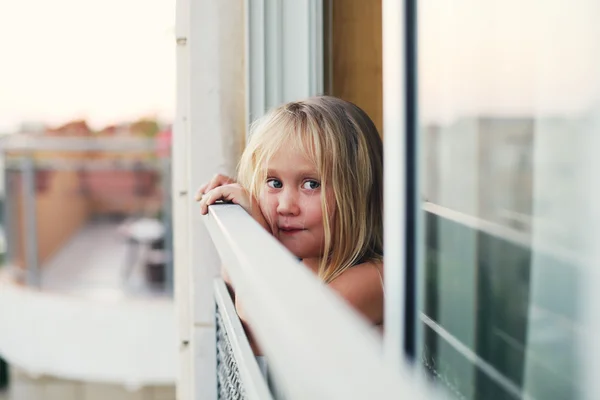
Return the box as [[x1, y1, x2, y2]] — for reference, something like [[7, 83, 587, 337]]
[[277, 238, 321, 260], [280, 244, 307, 259]]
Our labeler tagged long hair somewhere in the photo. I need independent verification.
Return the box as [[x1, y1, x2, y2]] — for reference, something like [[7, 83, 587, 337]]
[[238, 96, 383, 283]]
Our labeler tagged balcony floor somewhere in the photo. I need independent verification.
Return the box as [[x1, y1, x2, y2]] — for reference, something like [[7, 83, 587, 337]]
[[0, 219, 175, 387], [37, 220, 168, 300], [0, 368, 174, 400]]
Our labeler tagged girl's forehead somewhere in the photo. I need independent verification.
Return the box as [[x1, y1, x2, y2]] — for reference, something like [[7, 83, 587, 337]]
[[255, 145, 323, 179], [262, 134, 317, 161], [263, 146, 317, 170]]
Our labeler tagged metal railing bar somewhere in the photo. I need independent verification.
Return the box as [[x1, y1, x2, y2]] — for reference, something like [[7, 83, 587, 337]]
[[214, 278, 274, 400], [21, 156, 39, 287], [0, 135, 157, 152], [4, 159, 163, 172], [423, 202, 591, 271], [420, 313, 529, 400]]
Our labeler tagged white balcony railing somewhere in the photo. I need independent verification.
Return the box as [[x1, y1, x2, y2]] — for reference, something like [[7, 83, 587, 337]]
[[203, 204, 441, 399]]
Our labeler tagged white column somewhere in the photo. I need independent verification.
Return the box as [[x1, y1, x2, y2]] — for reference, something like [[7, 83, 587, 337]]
[[174, 0, 191, 398], [175, 0, 246, 399]]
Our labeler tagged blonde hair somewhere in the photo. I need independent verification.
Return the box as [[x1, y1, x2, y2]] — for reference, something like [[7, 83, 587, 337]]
[[238, 96, 383, 283]]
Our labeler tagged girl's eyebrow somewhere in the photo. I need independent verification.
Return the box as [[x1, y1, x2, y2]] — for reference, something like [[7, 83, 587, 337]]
[[267, 168, 319, 178], [266, 168, 318, 177]]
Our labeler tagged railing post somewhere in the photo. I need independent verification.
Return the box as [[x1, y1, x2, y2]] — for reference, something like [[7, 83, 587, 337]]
[[3, 160, 13, 267], [161, 157, 173, 294], [21, 156, 39, 287]]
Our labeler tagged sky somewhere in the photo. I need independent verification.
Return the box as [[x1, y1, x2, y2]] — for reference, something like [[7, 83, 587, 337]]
[[1, 0, 599, 131], [418, 0, 600, 124], [0, 0, 175, 132]]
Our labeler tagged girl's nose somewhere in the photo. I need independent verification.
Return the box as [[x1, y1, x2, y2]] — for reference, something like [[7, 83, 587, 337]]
[[277, 190, 300, 216]]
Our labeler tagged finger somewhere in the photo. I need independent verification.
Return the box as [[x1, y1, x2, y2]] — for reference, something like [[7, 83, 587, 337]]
[[219, 174, 235, 184], [199, 190, 212, 214], [196, 184, 207, 199], [194, 186, 205, 201], [197, 176, 225, 201], [197, 174, 236, 201], [208, 175, 221, 192], [201, 185, 245, 215], [199, 187, 228, 214], [207, 174, 229, 190], [206, 174, 235, 192]]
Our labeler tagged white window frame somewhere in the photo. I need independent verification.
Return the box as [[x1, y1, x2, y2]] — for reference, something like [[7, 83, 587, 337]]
[[245, 0, 324, 124], [382, 0, 409, 369]]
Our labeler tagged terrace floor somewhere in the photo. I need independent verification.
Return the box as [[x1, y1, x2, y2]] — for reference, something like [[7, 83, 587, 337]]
[[0, 368, 175, 400], [0, 219, 176, 396], [34, 219, 169, 299]]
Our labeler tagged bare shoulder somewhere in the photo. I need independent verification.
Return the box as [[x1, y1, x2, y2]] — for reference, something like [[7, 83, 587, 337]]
[[328, 260, 384, 324], [329, 260, 383, 287]]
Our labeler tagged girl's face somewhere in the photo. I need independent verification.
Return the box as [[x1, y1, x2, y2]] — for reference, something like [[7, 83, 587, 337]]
[[258, 145, 335, 264]]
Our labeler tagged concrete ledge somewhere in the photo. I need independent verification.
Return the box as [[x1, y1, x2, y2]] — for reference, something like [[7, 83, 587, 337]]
[[0, 270, 176, 386]]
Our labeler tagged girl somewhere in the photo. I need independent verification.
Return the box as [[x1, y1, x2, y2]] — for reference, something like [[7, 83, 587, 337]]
[[197, 96, 385, 335]]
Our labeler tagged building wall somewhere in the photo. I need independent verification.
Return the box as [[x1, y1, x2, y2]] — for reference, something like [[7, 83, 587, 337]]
[[36, 171, 89, 264], [83, 170, 162, 216], [15, 170, 89, 269]]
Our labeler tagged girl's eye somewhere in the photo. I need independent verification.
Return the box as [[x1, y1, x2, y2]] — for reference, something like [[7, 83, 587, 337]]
[[302, 180, 320, 190], [267, 179, 283, 189]]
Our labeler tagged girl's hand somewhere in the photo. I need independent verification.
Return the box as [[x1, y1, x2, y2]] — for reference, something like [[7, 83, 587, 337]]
[[196, 182, 252, 215], [196, 173, 236, 197], [195, 173, 238, 212], [195, 174, 271, 233]]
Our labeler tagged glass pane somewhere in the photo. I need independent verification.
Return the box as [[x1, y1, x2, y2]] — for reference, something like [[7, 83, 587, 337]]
[[417, 1, 600, 399]]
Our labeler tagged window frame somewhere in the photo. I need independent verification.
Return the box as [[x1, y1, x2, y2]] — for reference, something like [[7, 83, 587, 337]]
[[382, 0, 419, 367]]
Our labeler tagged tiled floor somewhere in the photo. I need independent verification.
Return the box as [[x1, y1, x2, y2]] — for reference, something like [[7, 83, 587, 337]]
[[39, 220, 169, 299], [1, 369, 175, 400]]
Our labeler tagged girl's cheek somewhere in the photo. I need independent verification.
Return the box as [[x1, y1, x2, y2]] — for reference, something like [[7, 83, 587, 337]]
[[258, 194, 275, 217], [258, 201, 276, 232]]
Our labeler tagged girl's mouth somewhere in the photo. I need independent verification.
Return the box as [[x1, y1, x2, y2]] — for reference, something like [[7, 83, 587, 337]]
[[279, 227, 305, 235]]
